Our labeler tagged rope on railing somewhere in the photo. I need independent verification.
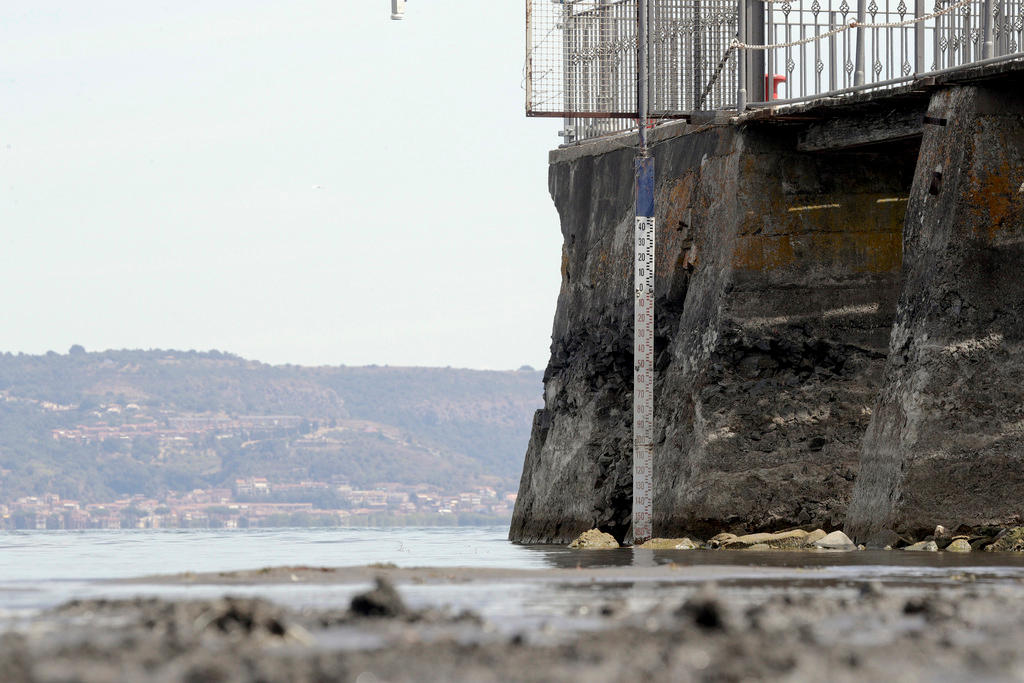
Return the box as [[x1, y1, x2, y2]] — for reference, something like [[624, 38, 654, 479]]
[[731, 0, 973, 50], [733, 21, 852, 50]]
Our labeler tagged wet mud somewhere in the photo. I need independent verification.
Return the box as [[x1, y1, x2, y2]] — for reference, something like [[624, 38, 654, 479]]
[[5, 558, 1024, 682]]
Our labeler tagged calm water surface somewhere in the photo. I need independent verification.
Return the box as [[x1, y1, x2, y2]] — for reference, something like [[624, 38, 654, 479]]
[[0, 526, 533, 580], [4, 527, 1024, 622]]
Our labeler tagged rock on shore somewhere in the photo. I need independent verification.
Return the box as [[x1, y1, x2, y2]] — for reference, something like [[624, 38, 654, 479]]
[[568, 529, 619, 549], [638, 537, 700, 550], [560, 524, 1024, 552], [986, 527, 1024, 553]]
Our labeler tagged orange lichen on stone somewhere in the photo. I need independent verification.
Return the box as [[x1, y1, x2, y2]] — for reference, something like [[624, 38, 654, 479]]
[[732, 230, 902, 274], [731, 193, 905, 273], [966, 165, 1023, 240], [656, 216, 689, 278], [657, 174, 698, 281], [732, 233, 797, 270], [663, 174, 695, 233]]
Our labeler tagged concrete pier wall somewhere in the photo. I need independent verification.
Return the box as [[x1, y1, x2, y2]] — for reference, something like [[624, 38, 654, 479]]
[[845, 83, 1024, 543], [511, 61, 1024, 545]]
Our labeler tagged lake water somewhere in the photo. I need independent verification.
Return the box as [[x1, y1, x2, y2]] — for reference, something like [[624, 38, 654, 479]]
[[0, 526, 532, 581], [5, 526, 1024, 624], [0, 526, 537, 616]]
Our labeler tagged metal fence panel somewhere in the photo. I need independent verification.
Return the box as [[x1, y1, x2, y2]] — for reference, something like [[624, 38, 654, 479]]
[[761, 0, 1024, 101], [527, 0, 640, 117], [527, 0, 740, 141], [528, 0, 1024, 142], [649, 0, 740, 111]]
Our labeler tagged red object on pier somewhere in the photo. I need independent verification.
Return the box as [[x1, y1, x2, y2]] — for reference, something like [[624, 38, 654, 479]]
[[765, 74, 787, 100]]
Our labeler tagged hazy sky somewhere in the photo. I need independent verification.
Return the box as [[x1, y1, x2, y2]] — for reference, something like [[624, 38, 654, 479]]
[[0, 1, 562, 369]]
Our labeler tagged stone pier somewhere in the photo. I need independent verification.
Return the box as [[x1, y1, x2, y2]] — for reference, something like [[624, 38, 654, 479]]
[[511, 59, 1024, 545]]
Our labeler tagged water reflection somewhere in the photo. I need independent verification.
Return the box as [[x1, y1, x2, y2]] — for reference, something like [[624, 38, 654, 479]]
[[521, 545, 1024, 584]]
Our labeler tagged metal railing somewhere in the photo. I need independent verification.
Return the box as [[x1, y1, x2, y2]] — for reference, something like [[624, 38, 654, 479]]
[[752, 0, 1023, 100], [526, 0, 1024, 142], [527, 0, 740, 141]]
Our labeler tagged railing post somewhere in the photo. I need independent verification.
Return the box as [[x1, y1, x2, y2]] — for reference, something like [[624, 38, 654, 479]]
[[854, 0, 866, 85], [983, 0, 995, 59], [748, 0, 766, 101], [638, 0, 648, 148], [693, 0, 703, 109], [915, 0, 925, 74], [648, 0, 656, 114], [737, 0, 747, 113]]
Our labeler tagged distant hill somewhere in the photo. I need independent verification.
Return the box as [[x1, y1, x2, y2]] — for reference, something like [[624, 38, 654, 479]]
[[0, 349, 542, 503]]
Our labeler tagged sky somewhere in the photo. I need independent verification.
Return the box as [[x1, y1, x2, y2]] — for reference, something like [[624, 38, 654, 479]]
[[0, 1, 562, 370]]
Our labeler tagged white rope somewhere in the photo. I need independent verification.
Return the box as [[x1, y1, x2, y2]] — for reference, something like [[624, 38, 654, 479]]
[[732, 0, 972, 51], [859, 0, 972, 28], [734, 20, 852, 50]]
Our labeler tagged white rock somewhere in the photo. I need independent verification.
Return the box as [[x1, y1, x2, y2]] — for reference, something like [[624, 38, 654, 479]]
[[802, 529, 828, 546], [904, 540, 939, 551], [637, 537, 700, 550], [813, 530, 856, 550], [722, 529, 808, 549]]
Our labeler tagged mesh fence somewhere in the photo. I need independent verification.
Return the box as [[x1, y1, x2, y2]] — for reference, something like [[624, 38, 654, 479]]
[[526, 0, 740, 131], [650, 0, 740, 112]]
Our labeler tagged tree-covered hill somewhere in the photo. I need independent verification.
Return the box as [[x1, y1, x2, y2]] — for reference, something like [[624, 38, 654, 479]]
[[0, 349, 542, 502]]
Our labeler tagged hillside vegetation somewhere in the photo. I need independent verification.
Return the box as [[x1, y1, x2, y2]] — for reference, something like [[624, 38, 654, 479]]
[[0, 349, 542, 503]]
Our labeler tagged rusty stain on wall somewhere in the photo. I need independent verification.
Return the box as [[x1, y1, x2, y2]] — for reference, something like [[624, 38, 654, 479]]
[[732, 230, 903, 273], [730, 194, 907, 273], [967, 164, 1024, 240]]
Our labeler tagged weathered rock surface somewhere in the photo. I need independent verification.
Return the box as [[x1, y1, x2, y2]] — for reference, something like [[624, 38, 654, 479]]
[[709, 532, 738, 548], [904, 541, 939, 552], [803, 529, 828, 546], [845, 83, 1024, 542], [568, 529, 620, 549], [638, 537, 700, 550], [813, 531, 856, 550], [720, 529, 809, 549], [986, 527, 1024, 553], [946, 538, 972, 552]]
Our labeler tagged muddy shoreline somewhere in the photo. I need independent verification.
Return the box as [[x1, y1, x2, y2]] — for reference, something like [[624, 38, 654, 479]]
[[6, 558, 1024, 682]]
